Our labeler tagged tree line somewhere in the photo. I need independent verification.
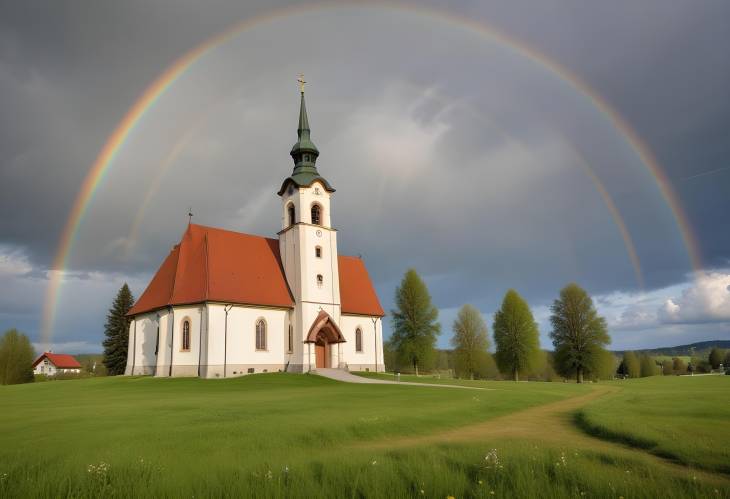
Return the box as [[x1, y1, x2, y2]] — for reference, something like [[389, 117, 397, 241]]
[[387, 269, 611, 383], [617, 347, 730, 377]]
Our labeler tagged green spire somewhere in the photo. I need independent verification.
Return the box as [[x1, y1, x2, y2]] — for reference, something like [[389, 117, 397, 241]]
[[278, 77, 334, 195]]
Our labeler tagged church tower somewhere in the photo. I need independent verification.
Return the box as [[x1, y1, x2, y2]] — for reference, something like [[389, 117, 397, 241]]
[[278, 78, 342, 371]]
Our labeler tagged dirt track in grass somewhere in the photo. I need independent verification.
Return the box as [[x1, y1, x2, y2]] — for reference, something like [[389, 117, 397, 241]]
[[356, 384, 730, 486]]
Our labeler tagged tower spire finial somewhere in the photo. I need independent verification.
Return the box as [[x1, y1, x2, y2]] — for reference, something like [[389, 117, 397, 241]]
[[297, 73, 306, 94]]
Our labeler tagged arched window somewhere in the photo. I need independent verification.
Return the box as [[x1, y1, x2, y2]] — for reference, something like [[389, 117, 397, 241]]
[[181, 320, 191, 351], [355, 328, 363, 352], [315, 246, 322, 258], [311, 204, 321, 225], [287, 204, 296, 226], [255, 319, 267, 351], [316, 274, 323, 287]]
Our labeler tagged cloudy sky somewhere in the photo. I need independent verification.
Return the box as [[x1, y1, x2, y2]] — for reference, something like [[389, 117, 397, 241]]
[[1, 0, 729, 353]]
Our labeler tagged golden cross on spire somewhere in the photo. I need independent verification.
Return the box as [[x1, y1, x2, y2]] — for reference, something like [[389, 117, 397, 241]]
[[297, 73, 306, 93]]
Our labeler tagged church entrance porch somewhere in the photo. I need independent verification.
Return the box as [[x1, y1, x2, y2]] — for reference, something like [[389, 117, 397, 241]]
[[306, 310, 346, 370]]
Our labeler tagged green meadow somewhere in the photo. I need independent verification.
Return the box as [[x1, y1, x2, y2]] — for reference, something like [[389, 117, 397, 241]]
[[0, 374, 728, 498]]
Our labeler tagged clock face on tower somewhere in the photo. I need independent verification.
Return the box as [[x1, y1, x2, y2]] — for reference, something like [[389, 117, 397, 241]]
[[316, 230, 322, 237]]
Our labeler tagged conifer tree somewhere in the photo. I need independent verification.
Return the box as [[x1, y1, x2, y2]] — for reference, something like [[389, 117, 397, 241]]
[[451, 304, 490, 380], [390, 269, 440, 375], [493, 290, 540, 381], [102, 283, 135, 375], [0, 329, 35, 385], [549, 283, 610, 383]]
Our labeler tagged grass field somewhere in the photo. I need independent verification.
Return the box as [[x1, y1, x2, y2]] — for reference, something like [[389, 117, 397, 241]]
[[1, 373, 728, 498], [575, 375, 730, 474]]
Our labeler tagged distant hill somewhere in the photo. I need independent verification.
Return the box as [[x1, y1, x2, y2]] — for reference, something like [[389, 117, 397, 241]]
[[613, 340, 730, 357]]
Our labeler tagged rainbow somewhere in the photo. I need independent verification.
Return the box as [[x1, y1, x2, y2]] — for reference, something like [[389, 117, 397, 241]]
[[40, 1, 700, 347]]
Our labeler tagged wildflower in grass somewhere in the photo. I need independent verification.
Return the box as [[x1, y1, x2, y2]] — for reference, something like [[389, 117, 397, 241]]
[[0, 473, 7, 482], [265, 470, 273, 480], [484, 449, 502, 470], [420, 490, 425, 495], [478, 480, 483, 485], [490, 491, 495, 495], [371, 460, 377, 466], [447, 496, 455, 499], [284, 465, 289, 474]]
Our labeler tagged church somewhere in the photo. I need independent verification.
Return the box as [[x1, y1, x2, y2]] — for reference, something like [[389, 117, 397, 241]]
[[124, 84, 385, 378]]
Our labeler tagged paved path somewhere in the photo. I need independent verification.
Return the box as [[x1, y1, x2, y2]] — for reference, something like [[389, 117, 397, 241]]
[[313, 368, 487, 390]]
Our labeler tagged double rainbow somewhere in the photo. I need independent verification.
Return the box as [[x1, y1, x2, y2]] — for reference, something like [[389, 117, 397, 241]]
[[40, 2, 701, 347]]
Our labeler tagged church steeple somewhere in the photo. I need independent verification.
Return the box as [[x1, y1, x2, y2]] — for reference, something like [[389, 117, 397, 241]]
[[278, 76, 335, 196]]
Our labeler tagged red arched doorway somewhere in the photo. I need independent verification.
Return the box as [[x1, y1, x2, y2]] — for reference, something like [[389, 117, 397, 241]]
[[306, 310, 346, 369]]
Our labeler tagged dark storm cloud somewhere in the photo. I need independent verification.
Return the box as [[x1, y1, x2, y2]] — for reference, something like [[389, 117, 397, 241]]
[[1, 0, 729, 350]]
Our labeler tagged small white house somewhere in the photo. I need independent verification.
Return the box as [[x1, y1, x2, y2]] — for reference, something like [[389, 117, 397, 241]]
[[32, 352, 82, 376]]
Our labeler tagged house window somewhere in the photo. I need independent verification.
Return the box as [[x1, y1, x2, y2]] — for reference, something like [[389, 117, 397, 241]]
[[181, 320, 191, 351], [356, 328, 363, 352], [317, 274, 323, 287], [256, 319, 267, 350], [315, 246, 322, 258], [311, 204, 321, 225], [288, 325, 293, 353], [288, 204, 295, 226]]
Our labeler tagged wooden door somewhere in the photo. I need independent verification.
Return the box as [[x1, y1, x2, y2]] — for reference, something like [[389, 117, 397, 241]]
[[315, 342, 325, 368]]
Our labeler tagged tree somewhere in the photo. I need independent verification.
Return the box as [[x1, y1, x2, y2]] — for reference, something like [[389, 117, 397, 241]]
[[659, 359, 673, 375], [672, 357, 687, 374], [725, 350, 730, 370], [102, 283, 135, 376], [621, 351, 641, 378], [639, 354, 658, 377], [451, 305, 490, 380], [549, 283, 610, 383], [708, 348, 725, 369], [390, 269, 440, 375], [589, 349, 618, 380], [493, 290, 540, 381], [0, 329, 35, 385]]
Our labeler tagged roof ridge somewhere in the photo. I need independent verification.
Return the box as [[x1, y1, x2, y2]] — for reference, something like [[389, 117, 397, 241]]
[[168, 229, 187, 306]]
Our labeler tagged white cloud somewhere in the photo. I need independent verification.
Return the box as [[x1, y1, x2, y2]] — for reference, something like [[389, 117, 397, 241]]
[[659, 272, 730, 323], [0, 245, 32, 276]]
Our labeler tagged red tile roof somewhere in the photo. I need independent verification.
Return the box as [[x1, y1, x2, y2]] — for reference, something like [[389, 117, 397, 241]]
[[32, 352, 82, 369], [128, 224, 384, 317], [338, 256, 385, 317]]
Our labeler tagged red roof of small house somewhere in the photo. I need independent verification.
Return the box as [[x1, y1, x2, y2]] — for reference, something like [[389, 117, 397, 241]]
[[128, 224, 384, 317], [32, 352, 82, 369]]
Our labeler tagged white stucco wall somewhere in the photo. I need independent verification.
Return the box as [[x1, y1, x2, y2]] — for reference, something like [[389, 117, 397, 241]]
[[33, 359, 80, 376], [203, 303, 291, 378], [125, 311, 164, 376], [339, 315, 385, 372]]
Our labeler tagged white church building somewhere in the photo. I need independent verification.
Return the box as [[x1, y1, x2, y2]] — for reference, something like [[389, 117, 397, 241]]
[[124, 85, 385, 378]]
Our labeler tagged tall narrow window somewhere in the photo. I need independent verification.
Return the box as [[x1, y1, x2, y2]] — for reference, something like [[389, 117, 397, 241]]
[[256, 319, 267, 350], [288, 204, 296, 226], [316, 274, 323, 287], [315, 246, 322, 258], [288, 325, 293, 353], [311, 204, 321, 225], [355, 328, 363, 352], [181, 320, 191, 351]]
